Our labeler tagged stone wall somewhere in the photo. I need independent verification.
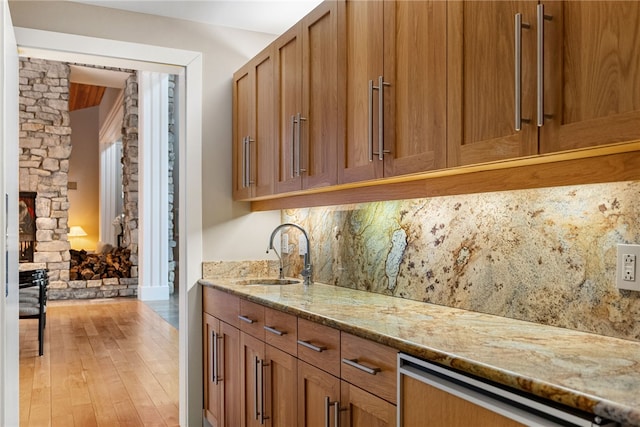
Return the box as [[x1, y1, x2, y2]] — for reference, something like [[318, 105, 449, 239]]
[[168, 75, 177, 294], [121, 74, 139, 280], [18, 58, 72, 290]]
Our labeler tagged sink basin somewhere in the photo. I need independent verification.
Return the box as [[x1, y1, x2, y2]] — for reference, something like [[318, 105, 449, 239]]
[[238, 278, 300, 286]]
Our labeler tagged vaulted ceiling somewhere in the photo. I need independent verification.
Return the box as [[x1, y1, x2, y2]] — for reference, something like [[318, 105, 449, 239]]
[[69, 83, 106, 111]]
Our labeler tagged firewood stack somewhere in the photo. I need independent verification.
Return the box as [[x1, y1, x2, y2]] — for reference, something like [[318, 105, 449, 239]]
[[69, 248, 132, 280]]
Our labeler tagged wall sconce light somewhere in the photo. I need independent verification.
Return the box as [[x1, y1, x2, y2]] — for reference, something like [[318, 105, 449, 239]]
[[68, 225, 88, 238]]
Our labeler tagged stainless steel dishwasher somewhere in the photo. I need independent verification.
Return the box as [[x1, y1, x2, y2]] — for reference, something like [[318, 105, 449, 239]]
[[397, 353, 616, 427]]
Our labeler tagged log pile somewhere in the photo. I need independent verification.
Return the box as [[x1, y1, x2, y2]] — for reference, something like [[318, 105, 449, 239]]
[[69, 247, 132, 280]]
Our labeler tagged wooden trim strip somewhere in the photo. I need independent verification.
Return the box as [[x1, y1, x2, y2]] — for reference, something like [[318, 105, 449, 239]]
[[250, 142, 640, 211]]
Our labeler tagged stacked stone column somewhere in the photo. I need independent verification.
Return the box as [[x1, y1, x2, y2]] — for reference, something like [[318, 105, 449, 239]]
[[18, 58, 72, 289], [122, 74, 139, 280]]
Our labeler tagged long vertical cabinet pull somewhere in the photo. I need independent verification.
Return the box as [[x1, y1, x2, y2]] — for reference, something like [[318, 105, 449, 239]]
[[369, 77, 390, 161], [242, 136, 254, 188], [290, 115, 297, 178], [373, 76, 391, 159], [324, 396, 340, 427], [537, 5, 552, 127], [514, 13, 530, 131], [297, 113, 307, 174], [241, 137, 247, 187], [260, 359, 269, 425], [212, 331, 222, 385], [254, 356, 260, 420], [368, 80, 374, 162]]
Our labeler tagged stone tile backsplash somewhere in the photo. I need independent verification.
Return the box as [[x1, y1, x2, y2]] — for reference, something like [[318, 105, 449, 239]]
[[282, 181, 640, 341]]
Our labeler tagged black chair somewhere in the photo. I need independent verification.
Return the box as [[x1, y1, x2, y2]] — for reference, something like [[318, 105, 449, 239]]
[[19, 269, 48, 356]]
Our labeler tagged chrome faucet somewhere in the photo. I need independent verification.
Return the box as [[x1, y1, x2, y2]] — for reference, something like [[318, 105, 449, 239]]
[[267, 223, 313, 286]]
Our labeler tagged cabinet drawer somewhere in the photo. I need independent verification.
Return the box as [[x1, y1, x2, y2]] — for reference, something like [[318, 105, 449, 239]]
[[203, 287, 239, 326], [297, 318, 340, 377], [341, 333, 397, 404], [238, 299, 265, 340], [264, 307, 297, 356]]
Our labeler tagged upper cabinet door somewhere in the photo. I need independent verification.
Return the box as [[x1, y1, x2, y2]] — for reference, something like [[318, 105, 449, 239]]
[[232, 65, 252, 200], [274, 24, 303, 194], [275, 1, 339, 194], [447, 1, 538, 167], [540, 1, 640, 153], [301, 1, 339, 190], [253, 49, 276, 198], [338, 0, 384, 183], [382, 0, 447, 177], [339, 0, 448, 183], [232, 48, 275, 201]]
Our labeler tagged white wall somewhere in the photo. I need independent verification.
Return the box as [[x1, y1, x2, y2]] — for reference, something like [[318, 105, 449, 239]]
[[69, 106, 100, 251], [1, 0, 19, 424], [8, 0, 281, 262]]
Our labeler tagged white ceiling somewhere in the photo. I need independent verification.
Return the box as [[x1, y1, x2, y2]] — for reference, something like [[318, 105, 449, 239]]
[[71, 0, 324, 35]]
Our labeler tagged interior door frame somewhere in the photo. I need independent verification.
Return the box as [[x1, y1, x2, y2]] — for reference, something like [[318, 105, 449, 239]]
[[1, 1, 20, 425], [12, 27, 204, 426]]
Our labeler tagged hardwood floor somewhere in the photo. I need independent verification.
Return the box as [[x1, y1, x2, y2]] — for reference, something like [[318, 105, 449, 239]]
[[19, 298, 179, 427]]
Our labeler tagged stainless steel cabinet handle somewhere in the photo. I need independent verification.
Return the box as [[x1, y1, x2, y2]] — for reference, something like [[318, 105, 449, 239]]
[[241, 136, 247, 187], [247, 137, 255, 185], [373, 76, 391, 160], [297, 339, 327, 352], [514, 13, 530, 131], [212, 331, 222, 385], [537, 5, 552, 127], [297, 113, 307, 174], [324, 396, 340, 427], [238, 315, 255, 324], [260, 359, 269, 425], [290, 115, 297, 178], [369, 77, 391, 161], [368, 79, 374, 162], [341, 358, 381, 375], [264, 325, 286, 336], [254, 356, 260, 420], [210, 330, 215, 384]]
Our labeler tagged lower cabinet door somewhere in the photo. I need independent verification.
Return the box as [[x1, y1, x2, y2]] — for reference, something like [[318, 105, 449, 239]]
[[204, 316, 241, 427], [298, 360, 340, 427], [340, 381, 396, 427], [203, 314, 221, 426], [241, 332, 266, 427], [264, 345, 297, 426]]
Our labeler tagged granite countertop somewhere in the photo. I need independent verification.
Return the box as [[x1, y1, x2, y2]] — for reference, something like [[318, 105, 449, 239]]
[[199, 278, 640, 426]]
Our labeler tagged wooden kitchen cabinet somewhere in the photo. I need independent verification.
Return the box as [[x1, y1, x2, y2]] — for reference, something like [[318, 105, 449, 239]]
[[340, 382, 396, 427], [298, 360, 341, 427], [447, 1, 539, 167], [240, 332, 266, 427], [264, 344, 298, 426], [232, 46, 276, 200], [203, 313, 241, 427], [338, 0, 447, 183], [448, 0, 640, 167], [274, 1, 339, 194], [540, 1, 640, 153]]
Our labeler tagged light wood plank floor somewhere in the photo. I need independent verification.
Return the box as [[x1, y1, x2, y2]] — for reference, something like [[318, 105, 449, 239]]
[[19, 298, 179, 427]]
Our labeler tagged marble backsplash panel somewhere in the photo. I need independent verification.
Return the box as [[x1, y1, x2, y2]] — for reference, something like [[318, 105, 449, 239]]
[[282, 181, 640, 341]]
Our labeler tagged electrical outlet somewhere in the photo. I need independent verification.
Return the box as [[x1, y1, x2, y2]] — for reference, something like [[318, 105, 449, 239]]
[[298, 234, 307, 256], [617, 244, 640, 291], [282, 234, 289, 254]]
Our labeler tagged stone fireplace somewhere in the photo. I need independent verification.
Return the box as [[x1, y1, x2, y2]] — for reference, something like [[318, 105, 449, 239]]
[[18, 58, 140, 299]]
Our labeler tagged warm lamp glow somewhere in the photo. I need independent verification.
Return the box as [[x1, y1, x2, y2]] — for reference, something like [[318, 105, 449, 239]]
[[68, 226, 88, 238]]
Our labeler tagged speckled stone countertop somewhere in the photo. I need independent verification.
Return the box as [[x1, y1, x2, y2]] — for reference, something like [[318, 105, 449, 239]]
[[199, 278, 640, 426]]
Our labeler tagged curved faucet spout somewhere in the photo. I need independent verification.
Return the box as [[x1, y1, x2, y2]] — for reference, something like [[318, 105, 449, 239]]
[[267, 223, 313, 286]]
